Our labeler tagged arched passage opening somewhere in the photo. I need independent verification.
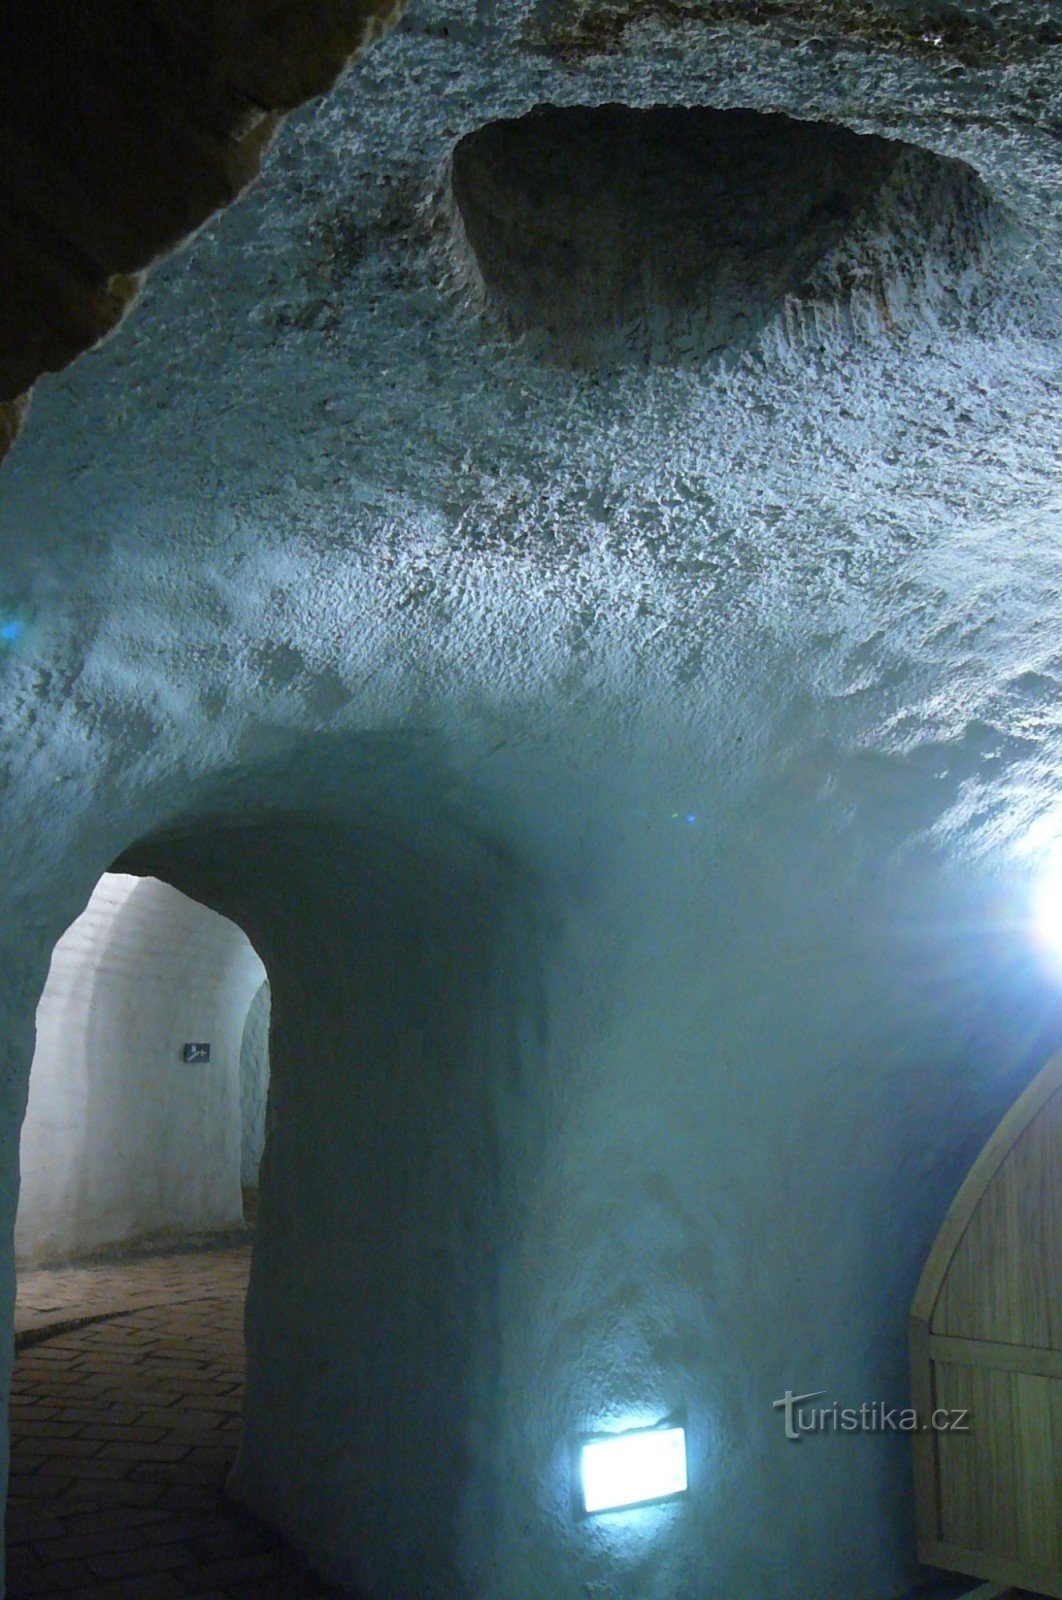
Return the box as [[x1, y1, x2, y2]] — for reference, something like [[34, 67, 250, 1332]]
[[7, 871, 287, 1598], [15, 871, 269, 1266], [5, 734, 552, 1600], [106, 788, 550, 1600]]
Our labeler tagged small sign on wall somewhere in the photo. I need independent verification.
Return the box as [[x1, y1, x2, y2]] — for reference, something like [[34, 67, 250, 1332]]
[[182, 1042, 211, 1063]]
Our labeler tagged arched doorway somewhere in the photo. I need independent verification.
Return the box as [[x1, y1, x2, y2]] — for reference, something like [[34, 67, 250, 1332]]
[[16, 872, 267, 1265], [7, 733, 548, 1600], [5, 871, 346, 1598]]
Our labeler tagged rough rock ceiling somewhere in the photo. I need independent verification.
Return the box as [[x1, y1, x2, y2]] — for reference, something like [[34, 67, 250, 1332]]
[[0, 0, 408, 460], [449, 104, 999, 362], [0, 0, 1059, 890]]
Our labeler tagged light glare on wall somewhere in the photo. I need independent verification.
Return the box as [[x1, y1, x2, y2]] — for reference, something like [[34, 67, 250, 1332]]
[[579, 1423, 688, 1515], [1033, 851, 1062, 975]]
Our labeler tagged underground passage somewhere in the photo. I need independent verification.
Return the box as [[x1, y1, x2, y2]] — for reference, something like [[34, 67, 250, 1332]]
[[0, 3, 1060, 1599]]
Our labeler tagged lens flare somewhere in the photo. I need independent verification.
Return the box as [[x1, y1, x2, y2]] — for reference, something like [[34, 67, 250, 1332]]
[[1031, 845, 1062, 978]]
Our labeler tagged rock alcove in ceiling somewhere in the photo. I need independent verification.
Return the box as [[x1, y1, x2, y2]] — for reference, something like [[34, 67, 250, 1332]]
[[447, 103, 1001, 364]]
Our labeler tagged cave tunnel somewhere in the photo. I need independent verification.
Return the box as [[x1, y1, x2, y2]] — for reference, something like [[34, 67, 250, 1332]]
[[16, 871, 268, 1267], [0, 3, 1061, 1600]]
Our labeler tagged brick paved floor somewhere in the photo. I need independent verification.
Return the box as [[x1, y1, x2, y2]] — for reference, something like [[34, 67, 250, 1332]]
[[7, 1239, 346, 1599]]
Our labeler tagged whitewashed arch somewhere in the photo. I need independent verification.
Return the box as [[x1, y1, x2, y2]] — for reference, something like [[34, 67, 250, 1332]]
[[16, 873, 266, 1264]]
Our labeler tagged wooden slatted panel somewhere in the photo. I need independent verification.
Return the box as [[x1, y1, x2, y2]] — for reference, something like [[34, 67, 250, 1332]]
[[933, 1088, 1062, 1345], [910, 1050, 1062, 1598], [933, 1364, 1060, 1569]]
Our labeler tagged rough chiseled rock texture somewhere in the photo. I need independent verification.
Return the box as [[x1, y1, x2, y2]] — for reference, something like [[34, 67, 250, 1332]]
[[0, 0, 408, 459], [0, 2, 1060, 1598], [448, 104, 1002, 362]]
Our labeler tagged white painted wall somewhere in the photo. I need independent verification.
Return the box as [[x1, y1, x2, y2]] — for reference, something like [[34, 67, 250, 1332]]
[[15, 873, 267, 1264]]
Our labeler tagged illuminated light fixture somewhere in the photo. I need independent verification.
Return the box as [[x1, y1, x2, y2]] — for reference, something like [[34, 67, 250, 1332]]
[[578, 1419, 688, 1515]]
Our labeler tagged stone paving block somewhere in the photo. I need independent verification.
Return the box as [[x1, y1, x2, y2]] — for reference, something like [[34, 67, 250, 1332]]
[[83, 1421, 173, 1444], [14, 1418, 91, 1441], [60, 1575, 187, 1599], [23, 1435, 104, 1460], [6, 1472, 76, 1500], [98, 1440, 196, 1463]]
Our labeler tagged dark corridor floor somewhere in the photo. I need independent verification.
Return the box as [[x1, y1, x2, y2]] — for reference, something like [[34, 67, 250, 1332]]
[[7, 1238, 343, 1599]]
